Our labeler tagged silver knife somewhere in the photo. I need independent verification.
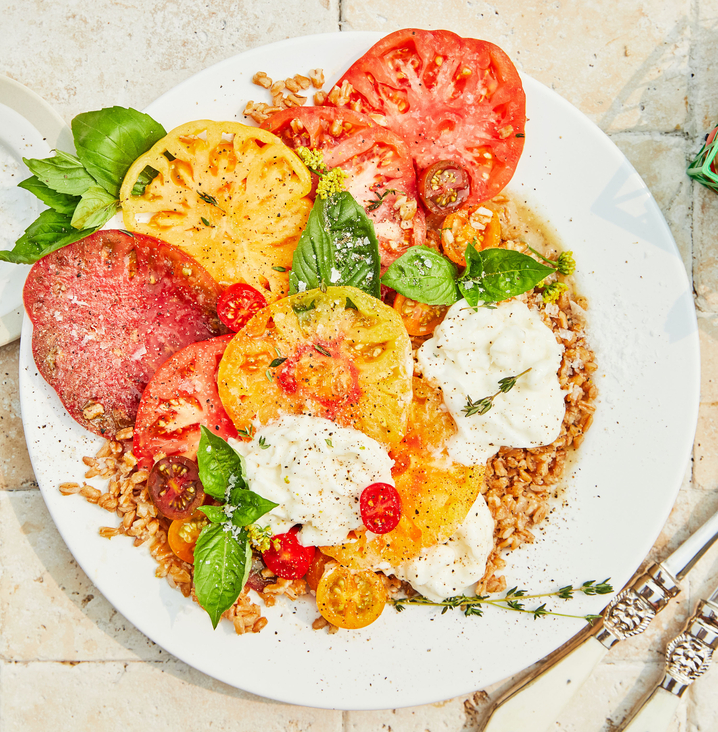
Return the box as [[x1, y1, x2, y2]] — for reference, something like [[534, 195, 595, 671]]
[[481, 507, 718, 732], [618, 584, 718, 732]]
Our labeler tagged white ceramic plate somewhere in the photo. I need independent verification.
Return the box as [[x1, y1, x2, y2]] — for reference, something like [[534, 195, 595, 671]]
[[0, 76, 70, 345], [19, 32, 699, 710]]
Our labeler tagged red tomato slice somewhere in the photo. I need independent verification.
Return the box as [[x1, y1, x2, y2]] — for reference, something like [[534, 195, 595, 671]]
[[262, 106, 426, 271], [360, 482, 402, 534], [262, 526, 316, 580], [133, 334, 237, 465], [148, 455, 205, 521], [324, 29, 526, 206], [217, 283, 267, 332]]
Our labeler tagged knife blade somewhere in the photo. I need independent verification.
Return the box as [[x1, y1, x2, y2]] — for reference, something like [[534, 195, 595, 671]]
[[480, 507, 718, 732]]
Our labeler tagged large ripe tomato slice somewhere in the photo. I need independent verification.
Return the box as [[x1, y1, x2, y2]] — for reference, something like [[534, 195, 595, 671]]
[[263, 107, 425, 271], [324, 29, 526, 206], [120, 121, 313, 302], [315, 564, 386, 629], [22, 230, 223, 438], [133, 334, 237, 465], [217, 286, 412, 448]]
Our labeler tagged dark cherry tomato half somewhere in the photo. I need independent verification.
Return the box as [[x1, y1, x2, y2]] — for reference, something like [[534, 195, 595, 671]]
[[217, 283, 267, 332], [360, 482, 402, 534], [147, 455, 205, 521], [418, 160, 471, 216], [262, 526, 316, 580]]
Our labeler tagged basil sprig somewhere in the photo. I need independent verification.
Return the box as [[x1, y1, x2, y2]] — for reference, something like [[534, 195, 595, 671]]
[[193, 427, 278, 628], [289, 191, 381, 298], [381, 244, 557, 307], [0, 106, 165, 265]]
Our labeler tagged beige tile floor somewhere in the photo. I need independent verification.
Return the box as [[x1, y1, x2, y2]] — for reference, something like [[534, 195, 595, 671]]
[[1, 1, 718, 729]]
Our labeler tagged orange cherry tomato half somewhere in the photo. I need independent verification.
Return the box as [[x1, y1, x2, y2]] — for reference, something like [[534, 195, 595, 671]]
[[305, 550, 335, 592], [418, 160, 471, 216], [262, 526, 316, 580], [147, 455, 205, 521], [440, 205, 502, 267], [360, 482, 402, 534], [393, 294, 448, 337], [217, 283, 267, 332], [316, 565, 387, 629], [167, 510, 209, 564]]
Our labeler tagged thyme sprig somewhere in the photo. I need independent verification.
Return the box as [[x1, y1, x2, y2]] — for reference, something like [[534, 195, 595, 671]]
[[391, 579, 612, 623], [463, 367, 532, 417], [366, 187, 397, 211], [197, 190, 224, 211]]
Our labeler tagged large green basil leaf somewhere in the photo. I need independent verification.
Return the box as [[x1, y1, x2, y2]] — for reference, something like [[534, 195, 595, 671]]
[[458, 246, 555, 306], [18, 176, 80, 215], [0, 209, 98, 264], [289, 191, 381, 298], [381, 245, 459, 306], [70, 184, 119, 230], [197, 426, 247, 501], [23, 150, 95, 196], [193, 524, 252, 629], [72, 106, 166, 197]]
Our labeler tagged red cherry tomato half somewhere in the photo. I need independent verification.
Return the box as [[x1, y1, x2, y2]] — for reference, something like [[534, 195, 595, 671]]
[[217, 283, 267, 332], [147, 455, 205, 521], [418, 161, 471, 216], [360, 482, 402, 534], [262, 526, 316, 580]]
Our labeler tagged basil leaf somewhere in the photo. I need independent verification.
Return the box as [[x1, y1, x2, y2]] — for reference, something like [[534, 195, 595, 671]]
[[71, 184, 119, 230], [381, 246, 459, 306], [0, 209, 97, 264], [228, 489, 278, 527], [18, 176, 80, 215], [131, 164, 159, 196], [197, 426, 247, 501], [72, 106, 166, 197], [23, 150, 95, 196], [193, 524, 252, 629], [198, 505, 228, 524], [458, 246, 555, 306], [289, 191, 381, 298]]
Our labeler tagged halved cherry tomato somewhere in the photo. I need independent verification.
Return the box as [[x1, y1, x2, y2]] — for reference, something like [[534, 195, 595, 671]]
[[418, 160, 471, 216], [133, 335, 237, 466], [360, 482, 402, 534], [315, 565, 387, 629], [262, 526, 316, 580], [324, 29, 526, 205], [263, 107, 425, 270], [167, 509, 209, 563], [393, 294, 448, 337], [147, 455, 205, 521], [217, 283, 267, 332], [305, 550, 335, 592], [441, 205, 502, 266]]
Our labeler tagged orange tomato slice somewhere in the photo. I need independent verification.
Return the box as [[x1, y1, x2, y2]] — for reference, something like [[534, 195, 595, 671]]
[[441, 204, 502, 267], [316, 565, 386, 629], [167, 509, 209, 564], [120, 120, 313, 302], [393, 294, 447, 336]]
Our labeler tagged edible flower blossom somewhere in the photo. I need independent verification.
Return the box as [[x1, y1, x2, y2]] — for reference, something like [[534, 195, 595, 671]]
[[542, 281, 568, 303], [295, 146, 348, 198]]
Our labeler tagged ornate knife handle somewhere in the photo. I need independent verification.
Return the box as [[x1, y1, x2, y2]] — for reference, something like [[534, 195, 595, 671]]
[[596, 563, 680, 649]]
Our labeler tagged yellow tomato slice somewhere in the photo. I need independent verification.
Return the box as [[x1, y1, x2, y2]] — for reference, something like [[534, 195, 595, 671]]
[[316, 565, 386, 629], [217, 286, 412, 447], [120, 120, 313, 302]]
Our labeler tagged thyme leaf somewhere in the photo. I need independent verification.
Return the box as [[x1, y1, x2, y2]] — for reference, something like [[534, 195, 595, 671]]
[[463, 368, 532, 417]]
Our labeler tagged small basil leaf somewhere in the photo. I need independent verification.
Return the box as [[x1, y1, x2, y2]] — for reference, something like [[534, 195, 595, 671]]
[[198, 505, 229, 524], [289, 191, 381, 298], [70, 184, 119, 230], [18, 175, 80, 215], [193, 524, 252, 629], [72, 106, 166, 197], [23, 150, 96, 196], [228, 489, 278, 527], [458, 246, 555, 306], [0, 209, 97, 264], [197, 426, 247, 501], [131, 164, 160, 196], [381, 245, 459, 306]]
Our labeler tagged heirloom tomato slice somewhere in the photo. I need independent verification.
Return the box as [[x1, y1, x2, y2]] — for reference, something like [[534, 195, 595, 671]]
[[263, 107, 425, 270], [322, 377, 484, 569], [133, 334, 237, 465], [324, 29, 526, 205], [120, 120, 313, 302], [316, 565, 387, 629], [217, 286, 412, 447]]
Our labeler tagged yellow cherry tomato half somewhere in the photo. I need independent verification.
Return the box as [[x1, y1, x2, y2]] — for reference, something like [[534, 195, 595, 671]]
[[393, 294, 447, 337], [315, 565, 387, 629], [167, 509, 209, 564]]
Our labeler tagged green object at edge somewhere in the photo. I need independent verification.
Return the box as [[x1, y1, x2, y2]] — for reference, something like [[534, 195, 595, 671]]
[[687, 127, 718, 192]]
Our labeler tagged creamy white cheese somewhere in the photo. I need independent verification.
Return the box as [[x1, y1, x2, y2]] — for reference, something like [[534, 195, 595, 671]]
[[389, 494, 495, 602], [230, 415, 394, 547], [417, 299, 565, 466]]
